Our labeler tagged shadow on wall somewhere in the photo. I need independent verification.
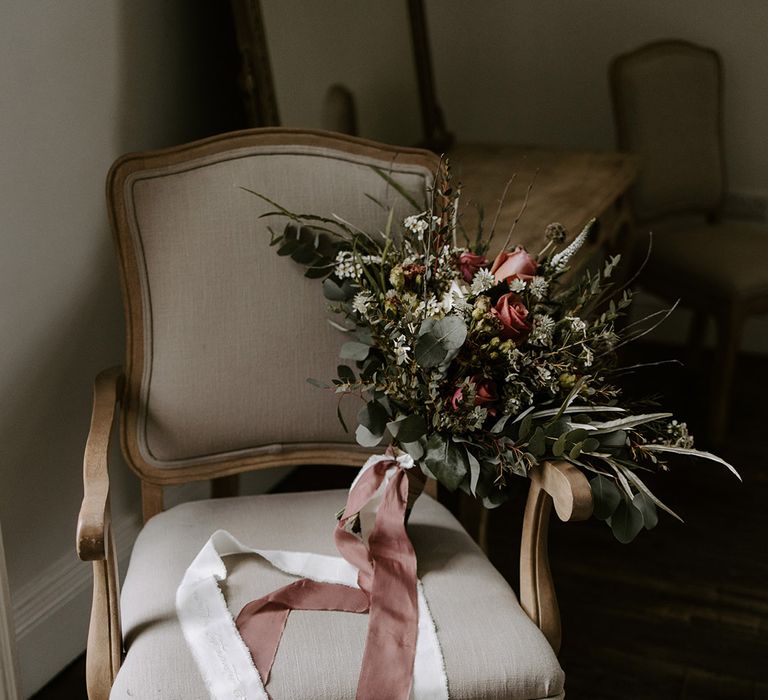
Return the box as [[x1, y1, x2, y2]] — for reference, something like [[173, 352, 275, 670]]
[[117, 0, 244, 152], [0, 235, 130, 592]]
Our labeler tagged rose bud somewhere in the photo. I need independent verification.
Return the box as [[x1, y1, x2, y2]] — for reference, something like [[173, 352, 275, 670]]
[[490, 247, 537, 285], [472, 377, 499, 416], [450, 386, 464, 411], [458, 251, 488, 282], [492, 292, 532, 344]]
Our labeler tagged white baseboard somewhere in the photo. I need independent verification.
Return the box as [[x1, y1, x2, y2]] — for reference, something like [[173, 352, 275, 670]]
[[11, 513, 142, 697], [0, 523, 21, 700], [10, 470, 290, 696]]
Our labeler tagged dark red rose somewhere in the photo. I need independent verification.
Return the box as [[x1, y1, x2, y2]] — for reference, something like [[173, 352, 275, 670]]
[[492, 292, 531, 344], [472, 377, 499, 416], [458, 251, 488, 283]]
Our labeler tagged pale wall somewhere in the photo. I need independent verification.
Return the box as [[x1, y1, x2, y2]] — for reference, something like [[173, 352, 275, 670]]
[[2, 0, 768, 694], [427, 0, 768, 196], [0, 2, 234, 694], [426, 0, 768, 351]]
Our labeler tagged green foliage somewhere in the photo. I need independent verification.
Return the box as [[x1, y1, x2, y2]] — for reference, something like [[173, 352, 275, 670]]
[[414, 316, 468, 368], [248, 166, 739, 545]]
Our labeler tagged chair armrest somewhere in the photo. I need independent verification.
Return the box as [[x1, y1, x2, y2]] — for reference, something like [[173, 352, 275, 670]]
[[76, 366, 124, 561], [520, 460, 593, 654], [531, 459, 593, 523]]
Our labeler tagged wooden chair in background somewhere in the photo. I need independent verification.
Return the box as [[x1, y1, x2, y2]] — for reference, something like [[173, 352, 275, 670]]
[[610, 39, 768, 444], [76, 128, 592, 699]]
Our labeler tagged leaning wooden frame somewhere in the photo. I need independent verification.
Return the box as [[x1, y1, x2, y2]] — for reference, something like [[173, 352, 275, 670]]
[[76, 128, 593, 699]]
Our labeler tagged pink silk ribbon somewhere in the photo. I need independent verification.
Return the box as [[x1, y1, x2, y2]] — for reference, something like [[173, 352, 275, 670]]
[[235, 459, 419, 700]]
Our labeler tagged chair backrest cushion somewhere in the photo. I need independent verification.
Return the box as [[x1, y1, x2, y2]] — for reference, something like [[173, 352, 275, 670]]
[[109, 130, 437, 476], [610, 40, 725, 222]]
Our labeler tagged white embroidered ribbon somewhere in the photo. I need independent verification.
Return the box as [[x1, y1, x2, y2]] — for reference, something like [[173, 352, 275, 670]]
[[176, 455, 449, 699]]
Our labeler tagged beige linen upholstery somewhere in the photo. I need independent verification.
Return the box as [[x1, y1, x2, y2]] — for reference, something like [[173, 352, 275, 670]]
[[636, 220, 768, 301], [125, 145, 430, 469], [611, 42, 723, 221], [610, 40, 768, 442], [79, 131, 591, 700], [112, 489, 565, 700]]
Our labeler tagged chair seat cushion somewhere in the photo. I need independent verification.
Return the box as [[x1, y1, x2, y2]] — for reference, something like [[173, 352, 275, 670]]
[[636, 220, 768, 301], [112, 488, 565, 699]]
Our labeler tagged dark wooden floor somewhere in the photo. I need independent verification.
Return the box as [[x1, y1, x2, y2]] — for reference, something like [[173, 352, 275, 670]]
[[34, 343, 767, 699]]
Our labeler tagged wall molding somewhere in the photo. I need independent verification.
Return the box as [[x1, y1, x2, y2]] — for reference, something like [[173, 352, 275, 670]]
[[10, 473, 284, 695], [11, 512, 141, 696], [0, 521, 20, 700], [12, 513, 142, 641]]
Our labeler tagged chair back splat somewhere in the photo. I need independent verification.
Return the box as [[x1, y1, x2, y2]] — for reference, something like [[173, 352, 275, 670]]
[[610, 39, 725, 223], [80, 128, 585, 700], [107, 129, 439, 504]]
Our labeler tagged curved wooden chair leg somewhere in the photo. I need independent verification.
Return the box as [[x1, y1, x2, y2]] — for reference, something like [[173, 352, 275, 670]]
[[520, 483, 560, 652], [519, 461, 593, 654]]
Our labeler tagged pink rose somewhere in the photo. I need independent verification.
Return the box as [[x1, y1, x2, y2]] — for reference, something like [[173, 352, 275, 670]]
[[492, 292, 531, 344], [450, 386, 464, 411], [458, 251, 488, 282], [490, 247, 537, 284], [450, 377, 498, 416]]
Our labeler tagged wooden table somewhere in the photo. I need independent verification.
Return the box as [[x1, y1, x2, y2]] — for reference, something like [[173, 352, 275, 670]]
[[447, 144, 638, 256]]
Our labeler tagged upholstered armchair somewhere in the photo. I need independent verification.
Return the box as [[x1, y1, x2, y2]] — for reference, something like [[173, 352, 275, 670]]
[[610, 39, 768, 443], [76, 128, 592, 699]]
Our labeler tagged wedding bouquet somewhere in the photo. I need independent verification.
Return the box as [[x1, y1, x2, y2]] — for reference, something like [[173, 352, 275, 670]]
[[247, 164, 737, 543]]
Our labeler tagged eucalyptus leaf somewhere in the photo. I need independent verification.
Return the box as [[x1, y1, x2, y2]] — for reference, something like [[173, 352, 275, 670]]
[[490, 413, 512, 434], [552, 433, 567, 458], [588, 413, 673, 435], [632, 491, 659, 530], [337, 365, 355, 383], [582, 437, 601, 453], [527, 426, 546, 458], [414, 316, 467, 368], [590, 475, 621, 520], [328, 319, 354, 333], [608, 499, 644, 543], [355, 326, 374, 346], [304, 265, 332, 279], [357, 401, 389, 437], [323, 278, 352, 301], [423, 434, 467, 491], [614, 461, 684, 523], [340, 342, 370, 361], [355, 424, 384, 447], [291, 244, 317, 264], [529, 405, 626, 420], [467, 449, 481, 495], [277, 239, 299, 256], [387, 414, 427, 443], [598, 430, 627, 449], [518, 413, 534, 441], [568, 443, 582, 460], [401, 440, 424, 461], [565, 428, 589, 444], [642, 444, 741, 480]]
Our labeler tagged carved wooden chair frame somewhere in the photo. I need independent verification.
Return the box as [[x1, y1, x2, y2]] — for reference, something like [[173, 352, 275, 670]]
[[76, 128, 593, 699]]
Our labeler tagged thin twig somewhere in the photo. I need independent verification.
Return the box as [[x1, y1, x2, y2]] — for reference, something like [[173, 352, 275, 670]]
[[615, 232, 653, 296], [488, 176, 516, 241], [501, 169, 539, 251], [602, 299, 680, 355], [608, 359, 684, 375]]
